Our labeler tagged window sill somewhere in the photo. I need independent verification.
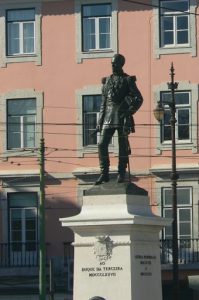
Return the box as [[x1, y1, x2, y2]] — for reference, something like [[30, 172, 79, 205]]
[[155, 45, 196, 58], [82, 49, 112, 53], [3, 54, 39, 67], [2, 148, 38, 160], [157, 141, 197, 154], [77, 49, 115, 63]]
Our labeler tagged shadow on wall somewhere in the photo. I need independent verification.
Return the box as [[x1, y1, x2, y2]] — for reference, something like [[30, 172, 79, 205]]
[[42, 0, 152, 17]]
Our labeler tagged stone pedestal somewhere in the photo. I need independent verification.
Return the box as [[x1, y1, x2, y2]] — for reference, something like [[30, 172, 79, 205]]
[[60, 182, 171, 300]]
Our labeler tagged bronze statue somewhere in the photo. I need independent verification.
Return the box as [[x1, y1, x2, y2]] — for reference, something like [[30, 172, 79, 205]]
[[95, 54, 143, 185]]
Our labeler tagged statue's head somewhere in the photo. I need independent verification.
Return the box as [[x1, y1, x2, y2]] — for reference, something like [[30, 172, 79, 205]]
[[89, 297, 106, 300], [111, 54, 125, 74]]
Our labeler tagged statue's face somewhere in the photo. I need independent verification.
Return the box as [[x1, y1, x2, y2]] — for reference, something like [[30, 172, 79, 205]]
[[111, 55, 124, 74]]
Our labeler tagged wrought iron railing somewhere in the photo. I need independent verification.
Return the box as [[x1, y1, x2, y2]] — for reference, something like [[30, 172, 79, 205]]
[[160, 239, 199, 264], [0, 242, 49, 267]]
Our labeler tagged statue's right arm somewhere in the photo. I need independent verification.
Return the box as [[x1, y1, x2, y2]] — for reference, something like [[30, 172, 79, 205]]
[[97, 80, 107, 131]]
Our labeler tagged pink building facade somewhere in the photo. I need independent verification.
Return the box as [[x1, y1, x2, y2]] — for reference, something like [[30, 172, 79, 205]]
[[0, 0, 198, 298]]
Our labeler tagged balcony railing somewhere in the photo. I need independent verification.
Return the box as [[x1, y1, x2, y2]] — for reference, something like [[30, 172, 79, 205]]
[[160, 239, 199, 264], [0, 242, 49, 267]]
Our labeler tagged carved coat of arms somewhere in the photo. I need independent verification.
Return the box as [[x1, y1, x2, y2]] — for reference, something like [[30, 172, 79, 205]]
[[94, 236, 113, 262]]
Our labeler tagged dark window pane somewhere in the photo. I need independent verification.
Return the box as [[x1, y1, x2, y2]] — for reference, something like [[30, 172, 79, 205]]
[[83, 18, 96, 51], [12, 220, 21, 230], [164, 31, 174, 45], [164, 110, 171, 125], [177, 30, 188, 44], [175, 92, 189, 105], [83, 95, 101, 146], [163, 17, 173, 30], [99, 18, 110, 33], [161, 1, 189, 13], [163, 126, 171, 141], [8, 99, 36, 115], [179, 209, 191, 221], [178, 125, 189, 139], [26, 220, 36, 230], [99, 34, 110, 48], [162, 92, 171, 103], [177, 16, 188, 30], [177, 189, 191, 204], [83, 4, 111, 17], [178, 109, 189, 125], [83, 113, 97, 146], [23, 22, 35, 53], [9, 192, 37, 207], [164, 190, 172, 206], [179, 223, 191, 235], [83, 95, 101, 112], [7, 9, 35, 22], [7, 23, 20, 55]]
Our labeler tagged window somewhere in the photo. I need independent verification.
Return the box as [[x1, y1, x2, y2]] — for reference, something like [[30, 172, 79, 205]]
[[152, 0, 196, 57], [83, 95, 101, 146], [75, 0, 118, 63], [7, 98, 36, 149], [160, 91, 190, 143], [160, 0, 189, 47], [82, 4, 111, 51], [162, 187, 192, 240], [0, 3, 41, 67], [154, 81, 198, 153], [8, 192, 38, 266], [1, 89, 43, 156], [7, 9, 35, 56]]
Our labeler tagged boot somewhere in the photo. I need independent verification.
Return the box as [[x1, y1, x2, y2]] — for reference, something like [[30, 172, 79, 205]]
[[117, 172, 125, 183], [95, 172, 109, 185]]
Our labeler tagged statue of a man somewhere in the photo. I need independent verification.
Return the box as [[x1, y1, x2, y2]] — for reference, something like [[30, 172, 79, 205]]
[[95, 54, 143, 185]]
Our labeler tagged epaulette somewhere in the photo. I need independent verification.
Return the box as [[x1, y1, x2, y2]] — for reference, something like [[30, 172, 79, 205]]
[[101, 77, 107, 84], [129, 75, 137, 82]]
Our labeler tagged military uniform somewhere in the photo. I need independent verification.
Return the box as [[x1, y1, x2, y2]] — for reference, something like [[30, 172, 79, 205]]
[[97, 71, 143, 177]]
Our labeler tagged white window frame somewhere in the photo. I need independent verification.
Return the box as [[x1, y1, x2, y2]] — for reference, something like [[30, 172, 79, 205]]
[[0, 89, 43, 158], [0, 2, 41, 67], [82, 5, 111, 52], [162, 186, 193, 240], [10, 207, 37, 247], [160, 91, 191, 144], [7, 9, 36, 56], [0, 185, 40, 261], [153, 81, 198, 154], [75, 0, 118, 63], [154, 179, 199, 241], [7, 99, 36, 150], [160, 0, 190, 48], [82, 95, 101, 147], [152, 0, 197, 58]]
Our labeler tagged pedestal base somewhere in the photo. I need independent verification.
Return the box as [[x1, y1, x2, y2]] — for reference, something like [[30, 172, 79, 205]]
[[60, 182, 171, 300]]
